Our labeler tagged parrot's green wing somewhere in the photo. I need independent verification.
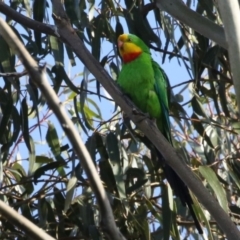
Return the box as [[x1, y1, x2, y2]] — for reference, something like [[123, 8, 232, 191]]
[[152, 60, 203, 234], [152, 60, 172, 143]]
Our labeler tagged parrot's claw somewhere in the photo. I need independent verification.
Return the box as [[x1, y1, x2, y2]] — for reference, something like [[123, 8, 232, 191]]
[[132, 108, 148, 116], [132, 108, 152, 122], [132, 108, 158, 126]]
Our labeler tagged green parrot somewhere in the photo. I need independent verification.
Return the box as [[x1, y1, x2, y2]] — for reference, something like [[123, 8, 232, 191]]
[[117, 33, 202, 234]]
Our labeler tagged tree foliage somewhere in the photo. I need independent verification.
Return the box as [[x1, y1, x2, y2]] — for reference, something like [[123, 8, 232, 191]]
[[0, 0, 239, 239]]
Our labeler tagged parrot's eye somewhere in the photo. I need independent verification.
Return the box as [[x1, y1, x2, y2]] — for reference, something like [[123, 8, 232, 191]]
[[127, 38, 131, 42]]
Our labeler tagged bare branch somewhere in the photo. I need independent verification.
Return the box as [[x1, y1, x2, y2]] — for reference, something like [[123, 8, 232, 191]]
[[0, 2, 56, 36], [141, 2, 156, 18], [0, 199, 56, 240], [0, 70, 27, 78], [156, 0, 227, 49], [217, 0, 240, 114]]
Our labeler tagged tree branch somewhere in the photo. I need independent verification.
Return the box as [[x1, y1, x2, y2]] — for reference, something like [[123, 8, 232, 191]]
[[141, 2, 156, 18], [0, 2, 56, 36], [49, 1, 240, 238], [0, 199, 56, 240], [217, 0, 240, 114], [156, 0, 227, 49], [0, 17, 125, 240]]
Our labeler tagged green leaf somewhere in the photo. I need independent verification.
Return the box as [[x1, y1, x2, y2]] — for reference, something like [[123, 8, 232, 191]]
[[106, 132, 126, 200], [232, 120, 240, 134], [51, 65, 63, 93], [21, 203, 34, 221], [91, 16, 101, 60], [203, 143, 215, 165], [49, 36, 64, 66], [65, 44, 76, 66], [64, 176, 77, 212], [73, 95, 89, 136], [199, 166, 228, 213], [162, 184, 173, 240], [191, 96, 207, 118], [89, 225, 100, 239], [56, 65, 79, 93], [0, 35, 15, 73], [227, 162, 240, 190], [110, 61, 119, 81], [33, 161, 65, 183], [33, 0, 46, 53], [86, 98, 102, 120], [115, 21, 124, 40], [219, 81, 230, 117], [28, 136, 35, 176], [191, 113, 214, 148], [85, 135, 96, 163], [169, 36, 184, 60], [11, 106, 21, 144], [64, 0, 80, 26], [197, 0, 216, 21], [126, 178, 148, 194], [54, 187, 65, 225], [100, 55, 108, 67], [21, 97, 31, 152], [132, 8, 161, 48], [35, 156, 54, 164], [99, 159, 116, 191], [41, 200, 56, 236], [26, 82, 42, 139], [33, 155, 54, 173], [11, 162, 27, 177], [146, 198, 162, 223], [79, 78, 94, 130], [125, 168, 148, 194], [135, 205, 150, 240], [0, 90, 13, 145], [46, 122, 64, 163], [0, 151, 3, 187]]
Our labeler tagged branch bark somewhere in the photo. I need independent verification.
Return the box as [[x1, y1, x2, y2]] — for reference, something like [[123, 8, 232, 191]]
[[0, 199, 56, 240], [49, 1, 240, 239], [0, 17, 125, 240], [0, 2, 56, 36], [217, 0, 240, 114]]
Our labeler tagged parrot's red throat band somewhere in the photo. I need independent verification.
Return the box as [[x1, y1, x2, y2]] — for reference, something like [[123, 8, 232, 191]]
[[122, 51, 142, 63]]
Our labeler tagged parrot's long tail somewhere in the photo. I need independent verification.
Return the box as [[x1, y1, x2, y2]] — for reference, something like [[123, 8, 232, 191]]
[[156, 150, 203, 234]]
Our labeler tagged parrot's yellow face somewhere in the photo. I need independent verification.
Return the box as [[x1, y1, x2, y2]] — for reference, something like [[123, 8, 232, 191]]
[[118, 34, 142, 63]]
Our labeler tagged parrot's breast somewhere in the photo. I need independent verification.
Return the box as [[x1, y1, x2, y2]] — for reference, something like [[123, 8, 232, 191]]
[[117, 54, 161, 119]]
